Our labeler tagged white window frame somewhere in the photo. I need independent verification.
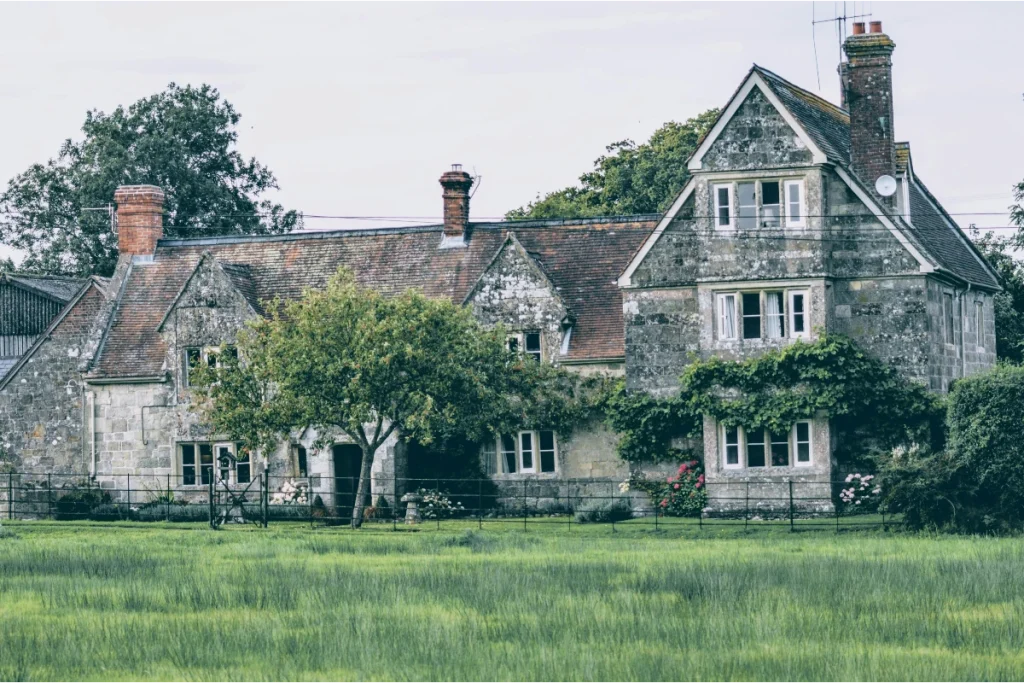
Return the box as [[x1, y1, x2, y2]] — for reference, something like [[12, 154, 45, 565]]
[[784, 179, 806, 228], [736, 181, 757, 230], [740, 291, 762, 340], [719, 422, 813, 470], [524, 331, 543, 363], [788, 290, 810, 339], [792, 421, 813, 467], [713, 184, 733, 230], [493, 431, 558, 475], [718, 293, 738, 340]]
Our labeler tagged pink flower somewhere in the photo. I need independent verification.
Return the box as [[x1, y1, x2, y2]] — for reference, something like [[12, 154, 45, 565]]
[[697, 474, 705, 485], [660, 499, 669, 508], [673, 483, 680, 490]]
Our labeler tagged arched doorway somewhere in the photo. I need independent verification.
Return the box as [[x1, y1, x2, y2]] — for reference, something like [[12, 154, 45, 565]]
[[332, 444, 364, 520]]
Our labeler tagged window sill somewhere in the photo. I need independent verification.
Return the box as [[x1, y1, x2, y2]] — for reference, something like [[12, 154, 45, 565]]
[[491, 472, 560, 480]]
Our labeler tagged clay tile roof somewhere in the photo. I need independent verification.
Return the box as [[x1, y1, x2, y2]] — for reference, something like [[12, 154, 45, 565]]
[[88, 217, 658, 378]]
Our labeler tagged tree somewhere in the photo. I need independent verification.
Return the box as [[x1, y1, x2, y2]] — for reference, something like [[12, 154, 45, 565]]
[[506, 109, 719, 220], [194, 268, 593, 527], [972, 229, 1024, 363], [0, 83, 300, 277]]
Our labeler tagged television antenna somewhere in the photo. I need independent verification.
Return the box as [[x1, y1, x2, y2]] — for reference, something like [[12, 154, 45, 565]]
[[812, 1, 872, 90]]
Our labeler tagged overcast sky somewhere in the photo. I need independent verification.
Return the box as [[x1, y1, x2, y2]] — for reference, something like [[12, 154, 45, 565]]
[[1, 2, 1021, 259]]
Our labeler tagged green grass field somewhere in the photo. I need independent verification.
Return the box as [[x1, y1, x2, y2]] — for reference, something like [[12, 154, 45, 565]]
[[1, 522, 1023, 681]]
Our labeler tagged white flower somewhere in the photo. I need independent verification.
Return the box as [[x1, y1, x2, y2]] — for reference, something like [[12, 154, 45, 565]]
[[618, 481, 630, 493], [845, 474, 854, 483]]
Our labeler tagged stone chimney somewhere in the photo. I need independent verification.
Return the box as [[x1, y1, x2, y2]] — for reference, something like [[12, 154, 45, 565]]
[[114, 185, 165, 259], [843, 21, 897, 204], [439, 164, 473, 246]]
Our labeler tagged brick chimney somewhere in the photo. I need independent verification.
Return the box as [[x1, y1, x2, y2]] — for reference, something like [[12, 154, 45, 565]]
[[843, 21, 897, 204], [114, 185, 165, 259], [439, 164, 473, 245]]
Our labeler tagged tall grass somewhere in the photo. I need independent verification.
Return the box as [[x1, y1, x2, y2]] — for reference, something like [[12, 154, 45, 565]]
[[0, 525, 1023, 680]]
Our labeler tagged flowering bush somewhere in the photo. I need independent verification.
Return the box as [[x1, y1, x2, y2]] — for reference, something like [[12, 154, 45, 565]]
[[625, 460, 707, 517], [270, 480, 309, 505], [417, 488, 466, 520], [839, 473, 880, 509]]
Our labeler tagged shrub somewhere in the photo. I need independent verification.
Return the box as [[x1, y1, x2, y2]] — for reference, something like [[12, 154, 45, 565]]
[[626, 460, 707, 517], [882, 366, 1024, 533], [89, 503, 138, 522], [838, 473, 881, 513], [137, 503, 210, 523], [573, 499, 633, 524], [418, 489, 466, 520], [55, 485, 111, 520]]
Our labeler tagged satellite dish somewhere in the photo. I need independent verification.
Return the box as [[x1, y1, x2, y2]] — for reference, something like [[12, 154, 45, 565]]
[[875, 175, 897, 197]]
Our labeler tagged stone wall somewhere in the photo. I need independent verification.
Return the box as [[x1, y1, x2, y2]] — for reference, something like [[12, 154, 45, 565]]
[[0, 284, 107, 474], [701, 87, 815, 170]]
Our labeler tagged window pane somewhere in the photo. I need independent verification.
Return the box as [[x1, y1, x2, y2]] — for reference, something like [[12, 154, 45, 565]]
[[236, 448, 250, 484], [520, 433, 534, 470], [794, 423, 811, 463], [796, 422, 810, 442], [761, 182, 780, 227], [797, 443, 811, 463], [720, 295, 737, 339], [770, 432, 789, 467], [787, 182, 802, 221], [539, 431, 556, 473], [716, 186, 731, 226], [525, 332, 542, 362], [737, 183, 756, 230], [181, 444, 196, 486], [500, 435, 517, 473], [184, 348, 201, 387], [791, 293, 806, 334], [296, 446, 308, 478], [724, 427, 739, 465], [200, 444, 213, 485], [765, 292, 784, 338], [742, 292, 761, 340], [746, 428, 766, 467]]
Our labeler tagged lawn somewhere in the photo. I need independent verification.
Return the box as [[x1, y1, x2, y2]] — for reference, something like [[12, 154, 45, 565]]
[[1, 523, 1023, 681]]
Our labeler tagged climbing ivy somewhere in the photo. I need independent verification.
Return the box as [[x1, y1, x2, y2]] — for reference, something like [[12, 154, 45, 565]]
[[607, 336, 944, 466]]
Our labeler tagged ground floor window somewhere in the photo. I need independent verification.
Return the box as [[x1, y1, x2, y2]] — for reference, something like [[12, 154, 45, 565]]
[[179, 441, 249, 485], [486, 430, 558, 474], [292, 444, 308, 478], [720, 421, 812, 469]]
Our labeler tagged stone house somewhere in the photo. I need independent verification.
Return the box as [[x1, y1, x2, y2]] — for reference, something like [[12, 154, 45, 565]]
[[617, 22, 999, 512], [0, 21, 999, 517], [0, 174, 657, 514]]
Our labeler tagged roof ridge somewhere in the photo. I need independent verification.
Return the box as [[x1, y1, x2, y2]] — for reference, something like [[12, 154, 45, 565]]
[[3, 272, 87, 282], [753, 64, 849, 120]]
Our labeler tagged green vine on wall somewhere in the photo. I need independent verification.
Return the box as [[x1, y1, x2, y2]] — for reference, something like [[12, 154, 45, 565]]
[[607, 336, 944, 466]]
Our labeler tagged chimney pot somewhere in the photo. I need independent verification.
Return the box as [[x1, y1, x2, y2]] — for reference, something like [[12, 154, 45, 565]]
[[852, 22, 866, 34], [439, 165, 474, 245], [114, 185, 165, 260], [869, 21, 883, 33]]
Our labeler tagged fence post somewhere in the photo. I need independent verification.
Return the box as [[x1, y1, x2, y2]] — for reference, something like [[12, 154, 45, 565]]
[[208, 475, 215, 529], [127, 473, 131, 513], [654, 484, 659, 530], [478, 477, 483, 531], [7, 471, 12, 520], [566, 480, 571, 531], [394, 470, 398, 532], [262, 470, 268, 528], [789, 480, 795, 532], [166, 473, 170, 522], [436, 478, 441, 531], [47, 473, 52, 520]]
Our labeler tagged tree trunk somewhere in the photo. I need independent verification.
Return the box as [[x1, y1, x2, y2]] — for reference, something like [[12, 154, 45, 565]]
[[350, 444, 375, 529]]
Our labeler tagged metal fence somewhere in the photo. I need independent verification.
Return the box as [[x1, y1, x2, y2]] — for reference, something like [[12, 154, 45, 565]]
[[0, 471, 896, 531]]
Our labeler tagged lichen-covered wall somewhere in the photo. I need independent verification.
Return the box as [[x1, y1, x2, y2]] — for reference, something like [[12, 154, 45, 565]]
[[466, 236, 569, 364], [701, 87, 815, 170], [0, 284, 107, 474], [623, 288, 700, 395]]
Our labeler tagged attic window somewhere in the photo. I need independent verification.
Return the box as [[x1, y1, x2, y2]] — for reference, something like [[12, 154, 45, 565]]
[[183, 345, 237, 387], [524, 332, 542, 362], [713, 179, 806, 230]]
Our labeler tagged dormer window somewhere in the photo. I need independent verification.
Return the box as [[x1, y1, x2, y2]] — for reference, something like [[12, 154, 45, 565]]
[[508, 331, 542, 362], [713, 178, 806, 230]]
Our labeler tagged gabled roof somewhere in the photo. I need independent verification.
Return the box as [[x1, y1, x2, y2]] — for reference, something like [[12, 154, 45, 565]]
[[0, 277, 106, 390], [155, 252, 263, 331], [87, 216, 658, 379], [462, 232, 572, 321], [647, 63, 1000, 291], [0, 273, 87, 303]]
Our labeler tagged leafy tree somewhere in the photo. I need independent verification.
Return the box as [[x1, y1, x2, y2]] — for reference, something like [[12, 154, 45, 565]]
[[506, 109, 719, 220], [194, 268, 593, 527], [972, 229, 1024, 363], [0, 83, 299, 277]]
